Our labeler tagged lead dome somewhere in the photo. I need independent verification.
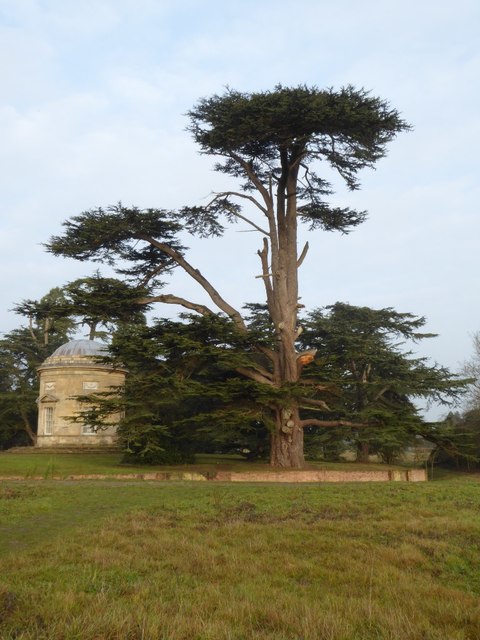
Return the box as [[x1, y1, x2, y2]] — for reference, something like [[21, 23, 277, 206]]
[[41, 339, 112, 370], [51, 339, 108, 358]]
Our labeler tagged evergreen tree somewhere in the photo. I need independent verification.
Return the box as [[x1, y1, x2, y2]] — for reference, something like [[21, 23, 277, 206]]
[[47, 85, 410, 467], [17, 274, 150, 341], [62, 273, 150, 340], [71, 302, 468, 466], [299, 303, 467, 462], [14, 287, 75, 348], [75, 313, 272, 462]]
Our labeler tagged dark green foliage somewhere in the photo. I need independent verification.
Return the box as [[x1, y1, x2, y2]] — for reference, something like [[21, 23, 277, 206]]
[[303, 426, 349, 462], [63, 273, 150, 339], [0, 383, 35, 450], [187, 85, 410, 233], [13, 287, 76, 348], [17, 274, 150, 342], [0, 289, 76, 448], [71, 301, 469, 465], [120, 315, 270, 458], [188, 85, 409, 180], [44, 85, 415, 466], [120, 427, 196, 466], [299, 303, 468, 462], [73, 314, 275, 462], [47, 203, 185, 276]]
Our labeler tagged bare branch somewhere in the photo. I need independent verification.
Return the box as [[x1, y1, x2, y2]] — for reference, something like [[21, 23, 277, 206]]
[[300, 419, 368, 429], [228, 152, 279, 254], [289, 147, 308, 171], [373, 386, 389, 402], [209, 191, 268, 215], [138, 263, 164, 287], [257, 237, 274, 302], [20, 407, 37, 445], [136, 234, 246, 331], [28, 316, 38, 344], [136, 294, 214, 317], [299, 397, 331, 411], [247, 363, 274, 380], [297, 241, 309, 268], [298, 379, 330, 391], [232, 211, 269, 235], [255, 344, 278, 366], [229, 152, 273, 211], [361, 363, 371, 384], [206, 193, 269, 235], [351, 359, 358, 379], [236, 366, 275, 386]]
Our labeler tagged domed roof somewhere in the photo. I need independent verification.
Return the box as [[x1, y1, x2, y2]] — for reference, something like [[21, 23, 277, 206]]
[[50, 339, 108, 358], [38, 339, 117, 371]]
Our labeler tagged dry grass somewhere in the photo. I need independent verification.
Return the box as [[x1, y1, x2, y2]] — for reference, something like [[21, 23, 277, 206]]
[[1, 478, 480, 638]]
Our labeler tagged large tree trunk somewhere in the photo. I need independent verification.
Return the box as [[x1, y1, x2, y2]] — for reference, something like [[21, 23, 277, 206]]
[[264, 158, 306, 468], [270, 406, 305, 468], [268, 322, 306, 467]]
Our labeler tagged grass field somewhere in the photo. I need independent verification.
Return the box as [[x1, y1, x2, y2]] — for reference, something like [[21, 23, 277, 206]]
[[0, 451, 412, 478], [0, 458, 480, 640]]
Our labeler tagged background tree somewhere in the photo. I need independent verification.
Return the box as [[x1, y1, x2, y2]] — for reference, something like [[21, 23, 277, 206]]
[[425, 333, 480, 470], [0, 330, 40, 448], [62, 273, 150, 340], [461, 332, 480, 411], [14, 287, 75, 347], [17, 274, 150, 341], [419, 412, 479, 472], [299, 303, 468, 463], [47, 85, 410, 467], [0, 289, 75, 448]]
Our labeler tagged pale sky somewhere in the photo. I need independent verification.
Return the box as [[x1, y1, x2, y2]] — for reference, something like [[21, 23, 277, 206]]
[[1, 0, 479, 417]]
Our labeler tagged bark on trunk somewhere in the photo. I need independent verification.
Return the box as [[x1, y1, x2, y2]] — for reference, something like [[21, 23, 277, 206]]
[[270, 406, 305, 468], [254, 144, 307, 468]]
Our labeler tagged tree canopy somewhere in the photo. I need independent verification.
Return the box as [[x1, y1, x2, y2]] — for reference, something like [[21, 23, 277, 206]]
[[299, 303, 467, 462], [46, 84, 417, 467]]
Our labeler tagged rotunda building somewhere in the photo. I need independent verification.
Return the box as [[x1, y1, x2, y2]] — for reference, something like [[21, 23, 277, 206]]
[[36, 339, 126, 448]]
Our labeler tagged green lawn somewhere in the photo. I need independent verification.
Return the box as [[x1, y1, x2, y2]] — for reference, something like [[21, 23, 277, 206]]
[[0, 451, 412, 478], [0, 473, 480, 639]]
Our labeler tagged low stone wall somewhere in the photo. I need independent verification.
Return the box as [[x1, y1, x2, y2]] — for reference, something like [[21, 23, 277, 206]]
[[0, 469, 427, 482], [36, 435, 117, 448], [215, 469, 426, 482]]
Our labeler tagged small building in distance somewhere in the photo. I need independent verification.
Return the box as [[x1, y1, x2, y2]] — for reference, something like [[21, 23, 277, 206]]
[[36, 339, 126, 448]]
